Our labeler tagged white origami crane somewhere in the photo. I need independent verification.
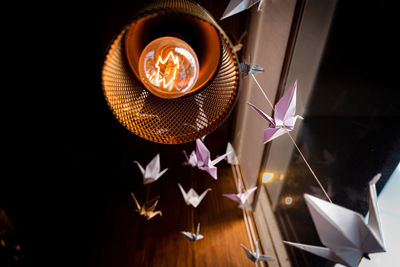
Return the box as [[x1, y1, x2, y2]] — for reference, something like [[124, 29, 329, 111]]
[[225, 142, 239, 165], [182, 139, 231, 180], [178, 183, 211, 208], [248, 81, 303, 144], [130, 192, 162, 220], [221, 0, 265, 20], [223, 179, 257, 209], [133, 154, 168, 184], [284, 174, 386, 267], [239, 54, 264, 76], [180, 222, 204, 243], [241, 240, 275, 263]]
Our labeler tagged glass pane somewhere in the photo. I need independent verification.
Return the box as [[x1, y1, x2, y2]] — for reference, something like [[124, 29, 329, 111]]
[[267, 1, 400, 266]]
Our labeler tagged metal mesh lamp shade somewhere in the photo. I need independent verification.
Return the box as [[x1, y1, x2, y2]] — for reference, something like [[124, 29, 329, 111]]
[[102, 0, 239, 144]]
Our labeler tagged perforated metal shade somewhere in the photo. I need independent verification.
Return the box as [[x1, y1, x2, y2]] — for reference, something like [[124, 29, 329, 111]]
[[102, 0, 239, 144]]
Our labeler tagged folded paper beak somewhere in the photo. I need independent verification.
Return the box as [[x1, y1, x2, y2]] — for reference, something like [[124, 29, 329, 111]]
[[363, 253, 371, 260]]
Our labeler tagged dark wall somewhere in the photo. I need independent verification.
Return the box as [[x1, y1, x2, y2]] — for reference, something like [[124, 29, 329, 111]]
[[2, 1, 247, 266]]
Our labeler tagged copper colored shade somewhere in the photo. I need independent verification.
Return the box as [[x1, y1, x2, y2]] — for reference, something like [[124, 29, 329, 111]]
[[102, 0, 239, 144]]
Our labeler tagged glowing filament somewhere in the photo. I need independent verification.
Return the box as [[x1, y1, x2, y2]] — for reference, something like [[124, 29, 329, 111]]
[[138, 36, 199, 99], [155, 51, 180, 88]]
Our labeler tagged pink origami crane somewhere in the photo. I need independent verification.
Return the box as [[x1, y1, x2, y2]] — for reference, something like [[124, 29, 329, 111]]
[[248, 81, 303, 144], [223, 179, 257, 209], [183, 139, 231, 180]]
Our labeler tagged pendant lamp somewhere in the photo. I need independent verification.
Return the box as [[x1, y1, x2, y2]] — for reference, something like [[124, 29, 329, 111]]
[[102, 0, 239, 144]]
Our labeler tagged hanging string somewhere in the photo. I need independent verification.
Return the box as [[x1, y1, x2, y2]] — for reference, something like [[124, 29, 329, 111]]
[[190, 168, 195, 233], [191, 207, 195, 233], [145, 183, 151, 202], [251, 74, 332, 203], [231, 163, 259, 266]]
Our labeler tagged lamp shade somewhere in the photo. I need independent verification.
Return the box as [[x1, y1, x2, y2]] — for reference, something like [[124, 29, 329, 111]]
[[102, 0, 239, 144]]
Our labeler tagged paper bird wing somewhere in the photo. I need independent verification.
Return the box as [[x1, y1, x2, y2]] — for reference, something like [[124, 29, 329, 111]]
[[258, 255, 275, 262], [226, 142, 239, 165], [363, 173, 386, 252], [181, 231, 195, 241], [145, 154, 160, 178], [204, 166, 218, 180], [223, 193, 241, 203], [196, 222, 201, 236], [275, 81, 299, 127], [177, 183, 188, 201], [133, 161, 145, 175], [196, 139, 211, 166], [221, 0, 260, 20], [143, 196, 160, 212], [303, 194, 365, 250], [254, 238, 274, 262], [249, 65, 264, 74], [196, 234, 204, 241], [283, 241, 357, 267], [183, 150, 197, 166], [197, 189, 212, 205], [156, 167, 168, 179], [130, 192, 141, 210], [240, 244, 257, 262], [145, 210, 162, 220], [264, 127, 287, 144], [211, 150, 232, 166], [247, 102, 275, 125], [182, 150, 190, 164], [257, 0, 264, 11], [242, 186, 257, 200]]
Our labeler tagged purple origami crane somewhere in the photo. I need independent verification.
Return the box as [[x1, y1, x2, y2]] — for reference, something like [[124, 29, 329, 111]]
[[223, 178, 257, 209], [183, 139, 231, 180], [248, 81, 303, 144]]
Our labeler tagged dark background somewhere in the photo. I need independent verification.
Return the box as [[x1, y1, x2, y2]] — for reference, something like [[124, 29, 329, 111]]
[[3, 0, 400, 266], [2, 0, 246, 266]]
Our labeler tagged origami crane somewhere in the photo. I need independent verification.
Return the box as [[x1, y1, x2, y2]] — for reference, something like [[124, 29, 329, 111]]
[[221, 0, 265, 20], [239, 54, 264, 76], [232, 31, 247, 53], [223, 179, 257, 209], [133, 153, 168, 185], [225, 142, 239, 165], [241, 240, 274, 263], [178, 183, 211, 208], [248, 81, 303, 144], [130, 192, 162, 220], [182, 139, 231, 180], [284, 174, 386, 267], [180, 222, 204, 243]]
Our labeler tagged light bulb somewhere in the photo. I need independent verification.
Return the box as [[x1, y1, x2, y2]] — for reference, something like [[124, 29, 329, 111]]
[[138, 36, 199, 99]]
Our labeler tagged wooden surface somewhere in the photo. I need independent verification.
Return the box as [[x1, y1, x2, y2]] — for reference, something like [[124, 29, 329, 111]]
[[89, 154, 257, 267]]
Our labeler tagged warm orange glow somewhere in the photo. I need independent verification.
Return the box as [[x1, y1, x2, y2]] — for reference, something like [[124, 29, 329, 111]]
[[138, 37, 199, 99], [262, 172, 274, 183], [155, 51, 180, 88], [284, 196, 293, 205], [280, 174, 285, 180]]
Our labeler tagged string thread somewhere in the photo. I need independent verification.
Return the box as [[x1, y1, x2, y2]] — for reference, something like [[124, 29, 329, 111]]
[[250, 74, 332, 203]]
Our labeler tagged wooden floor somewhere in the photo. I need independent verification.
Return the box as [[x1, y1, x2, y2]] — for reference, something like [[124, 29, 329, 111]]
[[89, 154, 257, 267]]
